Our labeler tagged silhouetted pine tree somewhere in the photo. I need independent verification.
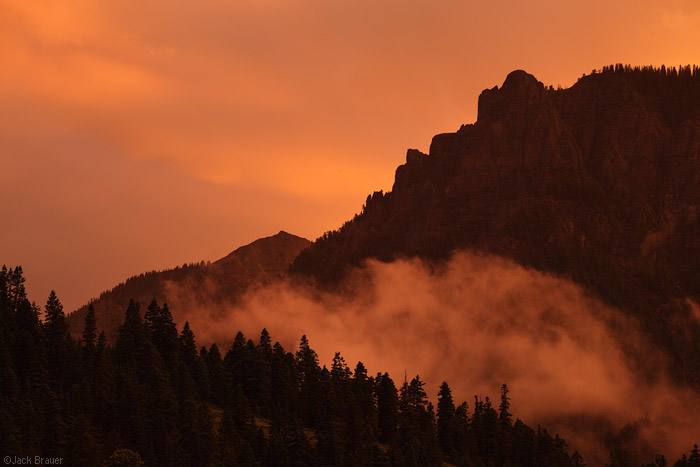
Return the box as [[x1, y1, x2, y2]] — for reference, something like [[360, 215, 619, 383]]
[[295, 335, 322, 428], [437, 381, 456, 460], [454, 400, 476, 465], [475, 396, 499, 465], [689, 445, 700, 467], [143, 298, 160, 334], [511, 418, 537, 466], [44, 291, 77, 391], [246, 337, 270, 413], [204, 343, 227, 405], [499, 383, 513, 466], [179, 321, 197, 365], [179, 321, 209, 399], [114, 300, 146, 366], [156, 303, 180, 369], [269, 341, 298, 424], [259, 328, 272, 356], [375, 372, 398, 445], [348, 361, 377, 464], [13, 297, 47, 388], [393, 376, 440, 466], [8, 266, 27, 312]]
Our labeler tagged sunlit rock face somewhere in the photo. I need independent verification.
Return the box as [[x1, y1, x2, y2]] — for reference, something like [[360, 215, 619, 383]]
[[292, 68, 700, 389]]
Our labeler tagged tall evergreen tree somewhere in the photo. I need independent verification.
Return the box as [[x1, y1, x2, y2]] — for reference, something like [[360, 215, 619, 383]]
[[44, 290, 66, 330], [180, 321, 198, 366], [349, 360, 377, 463], [114, 300, 145, 366], [475, 396, 499, 464], [295, 335, 322, 427], [144, 298, 160, 334], [8, 266, 27, 311], [400, 375, 428, 412], [437, 381, 456, 460], [15, 298, 49, 389], [375, 372, 398, 445], [179, 321, 209, 399], [498, 383, 513, 466], [205, 343, 227, 405], [689, 445, 700, 467], [269, 342, 298, 424], [259, 328, 272, 357], [154, 303, 179, 369], [43, 290, 75, 390], [247, 337, 270, 413], [0, 265, 9, 316], [392, 376, 440, 466]]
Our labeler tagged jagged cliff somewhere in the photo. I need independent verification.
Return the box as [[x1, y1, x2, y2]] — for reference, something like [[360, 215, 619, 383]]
[[292, 67, 700, 386]]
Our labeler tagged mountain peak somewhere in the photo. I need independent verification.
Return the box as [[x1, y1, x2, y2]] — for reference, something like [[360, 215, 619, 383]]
[[213, 231, 310, 268], [67, 231, 310, 341], [292, 65, 700, 388], [477, 69, 546, 122], [502, 69, 541, 90]]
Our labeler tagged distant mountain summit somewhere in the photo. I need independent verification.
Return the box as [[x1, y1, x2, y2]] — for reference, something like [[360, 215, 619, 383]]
[[67, 231, 310, 340], [292, 65, 700, 387], [213, 230, 311, 278]]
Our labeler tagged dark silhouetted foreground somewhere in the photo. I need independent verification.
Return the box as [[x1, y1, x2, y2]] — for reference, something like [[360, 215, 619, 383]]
[[1, 266, 698, 466]]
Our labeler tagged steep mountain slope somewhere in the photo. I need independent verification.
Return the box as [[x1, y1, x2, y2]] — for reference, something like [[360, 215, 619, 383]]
[[67, 231, 310, 340], [292, 66, 700, 387]]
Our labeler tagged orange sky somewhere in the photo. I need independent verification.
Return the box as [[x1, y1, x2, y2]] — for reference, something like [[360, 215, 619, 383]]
[[2, 0, 700, 311]]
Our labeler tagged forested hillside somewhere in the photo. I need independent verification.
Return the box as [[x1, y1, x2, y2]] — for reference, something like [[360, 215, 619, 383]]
[[2, 266, 699, 466], [66, 231, 310, 342]]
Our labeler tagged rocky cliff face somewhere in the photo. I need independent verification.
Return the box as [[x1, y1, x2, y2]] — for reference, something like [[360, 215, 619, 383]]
[[67, 231, 310, 341], [293, 68, 700, 387]]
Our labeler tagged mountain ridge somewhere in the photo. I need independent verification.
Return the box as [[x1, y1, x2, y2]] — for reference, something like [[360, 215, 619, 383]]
[[291, 65, 700, 388], [66, 65, 700, 387], [66, 230, 310, 340]]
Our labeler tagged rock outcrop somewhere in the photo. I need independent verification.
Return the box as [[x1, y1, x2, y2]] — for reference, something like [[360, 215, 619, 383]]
[[293, 67, 700, 387]]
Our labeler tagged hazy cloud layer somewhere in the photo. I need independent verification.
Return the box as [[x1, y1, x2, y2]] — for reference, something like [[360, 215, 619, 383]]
[[169, 252, 699, 464]]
